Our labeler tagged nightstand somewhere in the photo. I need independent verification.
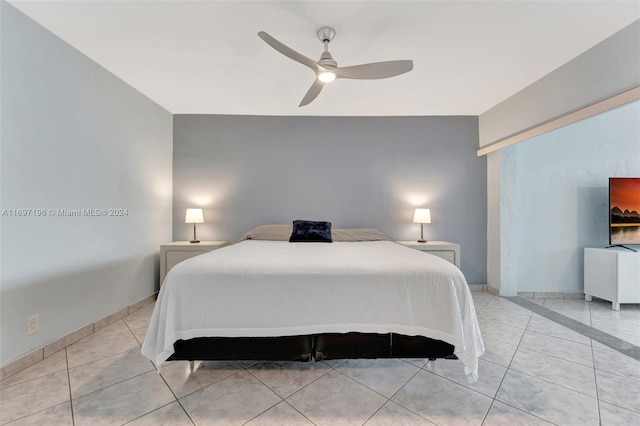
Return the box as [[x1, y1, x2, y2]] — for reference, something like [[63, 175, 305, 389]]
[[396, 240, 461, 268], [160, 241, 228, 285]]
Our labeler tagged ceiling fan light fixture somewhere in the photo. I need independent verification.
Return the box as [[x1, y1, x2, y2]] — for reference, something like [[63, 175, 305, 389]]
[[318, 71, 336, 83]]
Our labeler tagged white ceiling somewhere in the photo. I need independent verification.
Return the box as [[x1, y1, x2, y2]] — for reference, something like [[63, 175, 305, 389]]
[[8, 1, 640, 116]]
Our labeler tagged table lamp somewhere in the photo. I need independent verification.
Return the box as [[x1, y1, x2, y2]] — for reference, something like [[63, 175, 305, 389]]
[[185, 208, 204, 243], [413, 208, 431, 243]]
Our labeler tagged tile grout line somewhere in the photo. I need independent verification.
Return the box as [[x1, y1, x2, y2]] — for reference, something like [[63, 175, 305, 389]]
[[497, 297, 636, 424], [589, 302, 603, 426], [239, 361, 329, 425], [0, 358, 68, 391], [331, 364, 397, 401], [481, 296, 533, 425], [65, 348, 76, 426], [268, 360, 354, 424], [582, 302, 640, 419], [238, 366, 291, 425], [502, 303, 605, 400], [504, 296, 640, 361], [482, 295, 580, 426], [504, 330, 600, 402], [165, 365, 242, 402], [268, 359, 342, 403], [514, 330, 594, 367], [279, 400, 319, 426], [381, 362, 439, 425], [67, 345, 147, 373], [404, 293, 501, 425], [71, 368, 157, 402], [120, 401, 191, 426], [0, 354, 76, 425], [505, 353, 601, 400], [330, 364, 397, 424], [595, 395, 640, 416], [119, 321, 196, 426]]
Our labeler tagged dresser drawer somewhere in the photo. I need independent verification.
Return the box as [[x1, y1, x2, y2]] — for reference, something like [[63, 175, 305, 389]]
[[426, 250, 455, 264], [166, 250, 208, 271], [395, 241, 460, 268], [159, 241, 228, 287]]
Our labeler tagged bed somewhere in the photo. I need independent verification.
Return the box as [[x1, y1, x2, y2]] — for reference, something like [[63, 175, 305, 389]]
[[142, 225, 484, 381]]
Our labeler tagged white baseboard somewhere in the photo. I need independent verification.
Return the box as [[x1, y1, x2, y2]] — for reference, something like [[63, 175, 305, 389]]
[[517, 291, 585, 299]]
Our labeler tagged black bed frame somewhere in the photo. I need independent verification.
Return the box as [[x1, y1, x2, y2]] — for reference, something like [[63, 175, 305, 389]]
[[167, 332, 456, 363]]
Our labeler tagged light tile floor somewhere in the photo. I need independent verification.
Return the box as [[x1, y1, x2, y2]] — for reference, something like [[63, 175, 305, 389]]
[[1, 292, 639, 425]]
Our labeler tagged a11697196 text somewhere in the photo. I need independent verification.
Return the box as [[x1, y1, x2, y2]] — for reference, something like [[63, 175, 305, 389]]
[[1, 208, 129, 217]]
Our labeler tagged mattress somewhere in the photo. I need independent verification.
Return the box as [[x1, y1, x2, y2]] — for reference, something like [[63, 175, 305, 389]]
[[142, 240, 484, 381]]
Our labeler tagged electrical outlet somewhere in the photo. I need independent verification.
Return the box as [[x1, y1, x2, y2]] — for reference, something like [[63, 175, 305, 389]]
[[27, 314, 40, 335]]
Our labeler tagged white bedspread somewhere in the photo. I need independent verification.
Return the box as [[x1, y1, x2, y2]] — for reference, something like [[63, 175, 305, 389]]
[[142, 240, 484, 381]]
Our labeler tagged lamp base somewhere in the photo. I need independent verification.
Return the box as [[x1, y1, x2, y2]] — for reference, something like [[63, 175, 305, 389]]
[[417, 239, 427, 243], [190, 239, 200, 243]]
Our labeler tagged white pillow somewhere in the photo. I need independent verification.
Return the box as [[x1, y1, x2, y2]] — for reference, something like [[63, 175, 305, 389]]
[[241, 224, 292, 241]]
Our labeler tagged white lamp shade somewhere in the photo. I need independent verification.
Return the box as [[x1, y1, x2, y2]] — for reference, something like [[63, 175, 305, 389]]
[[413, 208, 431, 224], [185, 208, 204, 224]]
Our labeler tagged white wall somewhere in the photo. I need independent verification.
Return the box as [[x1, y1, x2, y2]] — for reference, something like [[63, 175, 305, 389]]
[[486, 151, 502, 292], [479, 20, 640, 147], [481, 20, 640, 294], [0, 3, 173, 366], [501, 101, 640, 294]]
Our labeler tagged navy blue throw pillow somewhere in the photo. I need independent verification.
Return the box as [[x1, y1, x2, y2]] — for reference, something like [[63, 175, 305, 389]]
[[289, 220, 333, 243]]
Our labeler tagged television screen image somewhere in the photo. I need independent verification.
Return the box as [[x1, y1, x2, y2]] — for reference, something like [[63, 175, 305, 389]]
[[609, 177, 640, 245]]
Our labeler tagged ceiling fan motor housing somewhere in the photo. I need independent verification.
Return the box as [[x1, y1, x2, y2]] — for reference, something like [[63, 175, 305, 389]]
[[319, 51, 337, 68], [316, 26, 336, 43]]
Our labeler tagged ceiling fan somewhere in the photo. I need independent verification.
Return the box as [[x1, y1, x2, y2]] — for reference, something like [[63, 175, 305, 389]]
[[258, 26, 413, 107]]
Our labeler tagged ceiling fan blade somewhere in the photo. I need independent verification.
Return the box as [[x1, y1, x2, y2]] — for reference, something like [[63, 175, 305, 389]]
[[334, 60, 413, 80], [258, 31, 318, 72], [299, 79, 324, 107]]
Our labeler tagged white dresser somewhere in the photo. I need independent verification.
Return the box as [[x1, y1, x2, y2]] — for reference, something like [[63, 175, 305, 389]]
[[160, 241, 228, 286], [584, 247, 640, 310], [395, 240, 461, 268]]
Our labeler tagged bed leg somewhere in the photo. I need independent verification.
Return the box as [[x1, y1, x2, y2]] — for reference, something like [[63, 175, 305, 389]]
[[189, 360, 195, 372]]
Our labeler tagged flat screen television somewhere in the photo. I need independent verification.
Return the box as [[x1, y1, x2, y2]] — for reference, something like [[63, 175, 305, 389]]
[[609, 177, 640, 247]]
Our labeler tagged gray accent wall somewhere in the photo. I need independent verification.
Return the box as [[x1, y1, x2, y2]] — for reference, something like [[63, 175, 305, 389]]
[[1, 3, 173, 366], [173, 115, 486, 284]]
